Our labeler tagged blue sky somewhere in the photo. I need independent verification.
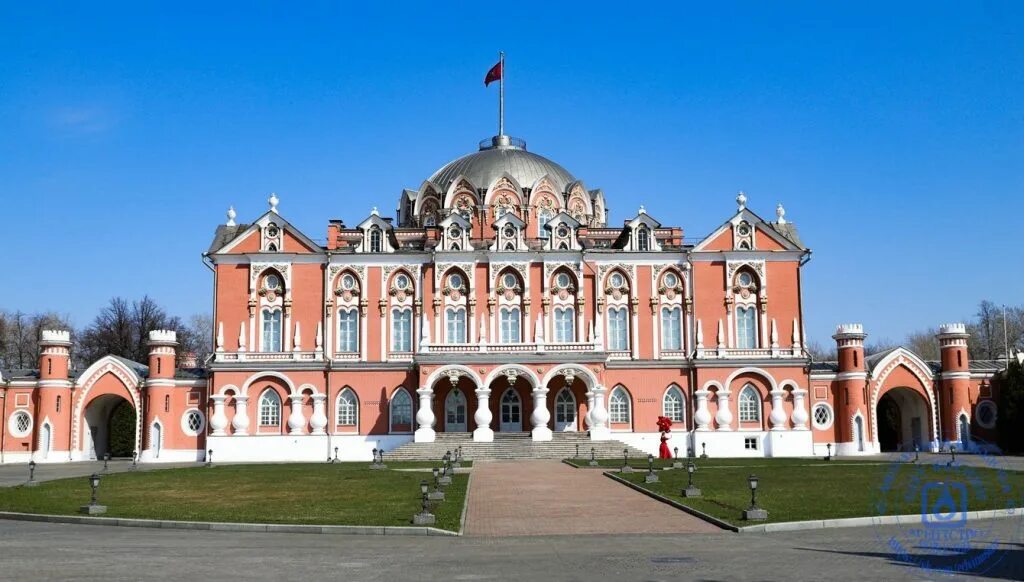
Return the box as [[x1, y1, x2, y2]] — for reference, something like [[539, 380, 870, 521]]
[[2, 2, 1021, 347]]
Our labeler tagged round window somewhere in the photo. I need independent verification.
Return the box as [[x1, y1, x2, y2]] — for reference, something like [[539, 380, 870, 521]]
[[557, 225, 570, 238], [449, 273, 463, 289], [609, 272, 625, 288], [812, 404, 834, 430], [503, 225, 517, 239], [556, 273, 571, 289], [9, 411, 32, 438], [448, 226, 461, 238], [664, 272, 678, 288], [976, 401, 997, 429], [266, 224, 280, 238], [181, 409, 205, 435], [502, 273, 517, 289], [265, 274, 281, 290], [738, 272, 753, 287], [738, 223, 750, 236], [341, 274, 356, 290], [395, 274, 410, 290]]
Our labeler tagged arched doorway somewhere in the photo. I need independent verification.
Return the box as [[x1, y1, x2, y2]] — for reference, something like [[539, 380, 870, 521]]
[[445, 389, 468, 432], [499, 389, 522, 432], [83, 395, 137, 459], [876, 388, 928, 452]]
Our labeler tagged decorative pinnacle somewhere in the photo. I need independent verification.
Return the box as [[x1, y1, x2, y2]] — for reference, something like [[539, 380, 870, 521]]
[[371, 206, 379, 216], [736, 191, 747, 212], [268, 193, 279, 213], [226, 206, 237, 227], [776, 203, 786, 224], [638, 205, 646, 215]]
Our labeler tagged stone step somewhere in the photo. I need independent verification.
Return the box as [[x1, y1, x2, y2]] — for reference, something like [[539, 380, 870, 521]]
[[385, 436, 648, 461]]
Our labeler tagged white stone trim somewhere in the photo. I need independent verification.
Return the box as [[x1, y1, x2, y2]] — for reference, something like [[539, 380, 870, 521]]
[[8, 410, 32, 438], [811, 402, 835, 430], [240, 371, 297, 396], [180, 408, 206, 436]]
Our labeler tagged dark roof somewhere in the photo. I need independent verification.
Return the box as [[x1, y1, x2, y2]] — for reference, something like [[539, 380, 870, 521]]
[[0, 368, 39, 381], [810, 362, 839, 373], [768, 222, 805, 249], [970, 360, 1009, 373], [175, 368, 209, 380], [207, 224, 250, 253], [864, 347, 900, 373]]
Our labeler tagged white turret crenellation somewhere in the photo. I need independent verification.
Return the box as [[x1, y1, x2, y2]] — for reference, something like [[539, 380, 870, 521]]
[[834, 323, 864, 336], [226, 205, 237, 226], [40, 329, 72, 344], [147, 329, 179, 345], [938, 323, 968, 336], [833, 323, 866, 347]]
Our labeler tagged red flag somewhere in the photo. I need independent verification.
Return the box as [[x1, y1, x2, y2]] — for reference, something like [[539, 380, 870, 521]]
[[484, 60, 502, 86]]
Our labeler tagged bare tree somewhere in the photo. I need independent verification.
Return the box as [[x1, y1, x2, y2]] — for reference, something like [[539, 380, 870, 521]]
[[865, 337, 899, 356], [905, 327, 940, 361], [0, 310, 73, 369], [76, 296, 194, 364], [804, 339, 837, 361]]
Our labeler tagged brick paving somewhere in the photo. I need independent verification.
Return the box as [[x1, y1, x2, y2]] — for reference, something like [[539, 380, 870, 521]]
[[462, 460, 719, 536]]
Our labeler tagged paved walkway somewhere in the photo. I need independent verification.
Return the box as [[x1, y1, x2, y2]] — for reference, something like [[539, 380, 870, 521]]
[[0, 460, 198, 488], [463, 460, 718, 536]]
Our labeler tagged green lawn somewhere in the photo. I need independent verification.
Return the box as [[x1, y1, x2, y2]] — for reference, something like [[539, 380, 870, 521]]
[[0, 462, 468, 531], [615, 459, 1024, 526]]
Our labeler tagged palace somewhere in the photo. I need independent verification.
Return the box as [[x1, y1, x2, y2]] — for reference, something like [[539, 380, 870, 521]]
[[0, 133, 1009, 463]]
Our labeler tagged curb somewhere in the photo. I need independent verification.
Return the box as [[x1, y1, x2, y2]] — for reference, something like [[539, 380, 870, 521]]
[[458, 470, 473, 535], [0, 511, 459, 536], [736, 508, 1022, 534], [603, 472, 738, 532]]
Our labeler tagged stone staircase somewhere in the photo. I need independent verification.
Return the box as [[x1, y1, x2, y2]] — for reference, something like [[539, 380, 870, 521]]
[[383, 432, 647, 462]]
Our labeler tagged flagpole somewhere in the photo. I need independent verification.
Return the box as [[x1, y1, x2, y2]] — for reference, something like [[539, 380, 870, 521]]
[[499, 51, 505, 137]]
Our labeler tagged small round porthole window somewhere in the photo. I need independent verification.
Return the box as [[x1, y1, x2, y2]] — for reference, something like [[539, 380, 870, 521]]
[[341, 274, 357, 290], [609, 272, 625, 289], [555, 273, 571, 289], [449, 273, 463, 290], [395, 274, 410, 290], [663, 272, 679, 288], [9, 411, 32, 438], [556, 225, 570, 238], [975, 401, 996, 429], [502, 273, 518, 289], [812, 403, 834, 430], [265, 274, 281, 290], [181, 409, 205, 436]]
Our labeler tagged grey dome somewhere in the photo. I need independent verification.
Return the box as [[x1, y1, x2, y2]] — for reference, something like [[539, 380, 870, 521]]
[[428, 136, 576, 193]]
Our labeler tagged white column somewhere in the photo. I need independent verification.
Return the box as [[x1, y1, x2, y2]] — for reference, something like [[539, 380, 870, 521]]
[[531, 387, 552, 441], [589, 385, 611, 440], [694, 389, 712, 431], [715, 390, 733, 431], [584, 390, 595, 430], [287, 394, 306, 435], [210, 395, 229, 436], [231, 395, 250, 435], [414, 387, 436, 442], [791, 389, 809, 430], [769, 389, 788, 430], [310, 394, 328, 435], [473, 386, 494, 442]]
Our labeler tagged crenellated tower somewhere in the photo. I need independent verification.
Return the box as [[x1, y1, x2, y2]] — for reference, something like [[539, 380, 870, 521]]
[[141, 330, 177, 462], [35, 330, 73, 461], [833, 323, 869, 455], [936, 323, 972, 448]]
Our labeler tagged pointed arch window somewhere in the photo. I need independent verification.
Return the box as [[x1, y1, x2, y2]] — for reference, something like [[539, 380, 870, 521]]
[[446, 308, 467, 343], [736, 306, 757, 349], [337, 389, 358, 427], [500, 307, 521, 343], [663, 385, 685, 423], [261, 309, 283, 352], [369, 227, 383, 253], [554, 307, 575, 343], [637, 226, 650, 251], [609, 387, 631, 424], [390, 389, 413, 429], [608, 307, 629, 351], [259, 389, 282, 427], [738, 384, 760, 423], [338, 309, 359, 353], [391, 308, 412, 352], [661, 307, 682, 350]]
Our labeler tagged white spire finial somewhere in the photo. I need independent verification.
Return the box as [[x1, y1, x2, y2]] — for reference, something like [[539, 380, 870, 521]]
[[268, 193, 279, 213], [638, 205, 646, 215], [776, 203, 786, 224], [226, 206, 237, 226], [371, 206, 379, 216], [736, 191, 747, 211]]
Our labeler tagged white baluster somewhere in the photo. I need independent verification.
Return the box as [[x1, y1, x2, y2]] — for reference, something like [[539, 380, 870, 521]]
[[715, 390, 733, 430], [531, 387, 552, 441], [210, 395, 229, 436], [310, 394, 328, 435], [414, 387, 436, 442], [473, 387, 493, 442], [287, 394, 306, 435], [231, 395, 250, 435]]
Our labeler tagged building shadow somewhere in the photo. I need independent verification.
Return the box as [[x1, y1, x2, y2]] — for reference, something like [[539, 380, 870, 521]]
[[796, 542, 1024, 580]]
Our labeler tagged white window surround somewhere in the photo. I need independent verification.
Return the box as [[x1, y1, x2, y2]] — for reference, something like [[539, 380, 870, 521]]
[[609, 386, 631, 425], [181, 408, 206, 436], [661, 306, 682, 351], [975, 400, 997, 429], [608, 307, 629, 351], [736, 306, 757, 349], [9, 410, 32, 438], [261, 308, 283, 352], [811, 402, 834, 430], [663, 385, 685, 423], [337, 309, 359, 352], [446, 307, 467, 343], [554, 307, 575, 343], [738, 384, 760, 423], [259, 389, 282, 427], [500, 307, 521, 343], [391, 308, 413, 352], [389, 389, 413, 431]]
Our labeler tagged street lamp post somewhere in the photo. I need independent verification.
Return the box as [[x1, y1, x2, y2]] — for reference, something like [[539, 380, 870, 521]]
[[589, 447, 598, 467], [644, 453, 659, 483], [103, 453, 110, 472], [948, 446, 957, 467], [413, 479, 435, 525], [621, 448, 632, 473], [682, 461, 701, 498], [131, 450, 138, 471], [914, 443, 920, 463], [825, 443, 832, 462], [700, 442, 708, 459], [742, 474, 767, 521], [79, 473, 107, 515], [206, 449, 213, 468], [428, 467, 445, 501], [672, 446, 683, 469], [26, 460, 38, 487]]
